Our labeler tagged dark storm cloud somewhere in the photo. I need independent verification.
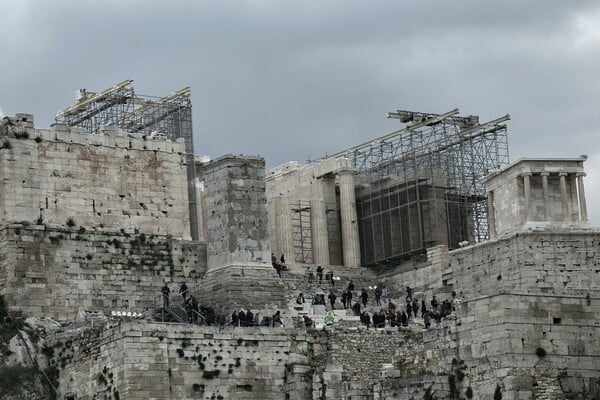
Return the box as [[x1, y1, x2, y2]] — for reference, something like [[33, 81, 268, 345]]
[[1, 1, 599, 222]]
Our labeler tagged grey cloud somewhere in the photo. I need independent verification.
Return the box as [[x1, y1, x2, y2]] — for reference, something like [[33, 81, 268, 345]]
[[1, 1, 599, 224]]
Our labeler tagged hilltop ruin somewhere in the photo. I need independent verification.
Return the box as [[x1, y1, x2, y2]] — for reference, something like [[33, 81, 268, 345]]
[[0, 82, 598, 399]]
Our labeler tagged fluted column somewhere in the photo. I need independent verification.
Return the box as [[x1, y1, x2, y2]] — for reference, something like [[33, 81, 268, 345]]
[[487, 191, 496, 239], [338, 168, 361, 267], [522, 172, 532, 221], [311, 200, 330, 265], [559, 172, 570, 220], [576, 172, 588, 221], [540, 172, 549, 220], [273, 197, 295, 260]]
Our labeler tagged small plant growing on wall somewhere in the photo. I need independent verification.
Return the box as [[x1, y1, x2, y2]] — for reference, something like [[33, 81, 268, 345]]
[[1, 139, 11, 149], [494, 384, 502, 400], [66, 218, 76, 228], [536, 347, 547, 357], [34, 136, 42, 143]]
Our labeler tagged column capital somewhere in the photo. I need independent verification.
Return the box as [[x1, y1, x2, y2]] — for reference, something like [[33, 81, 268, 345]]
[[576, 172, 586, 177], [539, 172, 550, 177], [520, 172, 532, 177], [558, 172, 568, 177]]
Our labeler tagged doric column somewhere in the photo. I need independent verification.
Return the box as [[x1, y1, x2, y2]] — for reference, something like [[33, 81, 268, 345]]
[[337, 168, 361, 267], [540, 172, 549, 220], [576, 172, 588, 221], [522, 172, 532, 221], [559, 173, 570, 220], [273, 197, 295, 260], [311, 199, 330, 265], [487, 191, 496, 239]]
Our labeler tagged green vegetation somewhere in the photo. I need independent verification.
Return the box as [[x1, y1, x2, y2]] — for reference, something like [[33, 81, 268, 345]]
[[536, 347, 547, 357], [494, 384, 502, 400]]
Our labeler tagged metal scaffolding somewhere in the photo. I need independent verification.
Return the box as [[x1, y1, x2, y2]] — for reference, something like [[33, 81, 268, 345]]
[[55, 80, 199, 241], [317, 108, 510, 266]]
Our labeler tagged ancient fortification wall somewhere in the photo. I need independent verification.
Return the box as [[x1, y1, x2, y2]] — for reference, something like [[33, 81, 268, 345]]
[[447, 231, 600, 399], [0, 224, 205, 320], [51, 321, 455, 400], [0, 115, 191, 239]]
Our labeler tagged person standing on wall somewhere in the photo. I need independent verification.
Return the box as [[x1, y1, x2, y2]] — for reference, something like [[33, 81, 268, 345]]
[[161, 283, 170, 308]]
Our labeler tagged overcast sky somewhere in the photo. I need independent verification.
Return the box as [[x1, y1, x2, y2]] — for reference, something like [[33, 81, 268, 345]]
[[1, 1, 599, 224]]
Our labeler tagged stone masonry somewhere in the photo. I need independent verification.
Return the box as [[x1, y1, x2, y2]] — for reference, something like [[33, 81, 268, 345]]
[[1, 109, 600, 400], [0, 114, 191, 239]]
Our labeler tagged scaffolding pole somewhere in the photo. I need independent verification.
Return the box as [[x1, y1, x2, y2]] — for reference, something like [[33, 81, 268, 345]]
[[55, 81, 199, 241]]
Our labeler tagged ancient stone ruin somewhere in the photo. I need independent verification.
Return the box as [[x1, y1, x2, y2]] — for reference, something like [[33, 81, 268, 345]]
[[0, 82, 598, 399]]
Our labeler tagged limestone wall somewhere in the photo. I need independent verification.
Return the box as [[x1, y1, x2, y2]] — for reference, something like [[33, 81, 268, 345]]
[[53, 322, 319, 400], [453, 293, 600, 399], [448, 230, 600, 299], [0, 121, 190, 239], [446, 230, 600, 399], [51, 320, 457, 400], [0, 225, 205, 321], [198, 155, 270, 270]]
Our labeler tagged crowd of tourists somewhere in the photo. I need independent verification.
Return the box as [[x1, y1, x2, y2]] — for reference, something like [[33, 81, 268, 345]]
[[300, 275, 456, 330], [159, 268, 457, 331]]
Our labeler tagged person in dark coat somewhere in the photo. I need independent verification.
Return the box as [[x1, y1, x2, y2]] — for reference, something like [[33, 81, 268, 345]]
[[179, 282, 189, 301], [328, 291, 337, 310], [347, 280, 355, 291], [231, 311, 239, 327], [360, 288, 368, 307], [360, 312, 371, 329], [161, 284, 170, 308], [238, 310, 246, 327], [345, 289, 353, 309], [421, 299, 427, 318], [341, 291, 348, 309], [401, 311, 408, 327], [431, 296, 438, 311], [316, 265, 324, 283], [246, 310, 254, 327], [352, 301, 361, 316]]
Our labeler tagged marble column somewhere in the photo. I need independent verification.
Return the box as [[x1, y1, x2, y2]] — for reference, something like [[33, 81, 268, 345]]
[[522, 172, 532, 221], [311, 199, 330, 266], [576, 172, 588, 221], [540, 172, 549, 220], [338, 168, 361, 267], [569, 174, 580, 221], [273, 197, 295, 260], [487, 190, 496, 239], [559, 173, 570, 220]]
